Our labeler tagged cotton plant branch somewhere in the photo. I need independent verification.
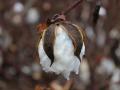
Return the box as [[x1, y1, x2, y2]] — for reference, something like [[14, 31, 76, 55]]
[[62, 0, 83, 15], [37, 0, 84, 33], [47, 0, 84, 26]]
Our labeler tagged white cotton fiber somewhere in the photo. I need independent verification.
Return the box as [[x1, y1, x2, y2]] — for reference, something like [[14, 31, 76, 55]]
[[50, 25, 81, 80], [38, 39, 51, 72], [80, 42, 85, 60], [38, 25, 85, 80]]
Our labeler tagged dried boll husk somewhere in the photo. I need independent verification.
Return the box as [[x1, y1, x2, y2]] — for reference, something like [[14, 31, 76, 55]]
[[38, 22, 86, 80]]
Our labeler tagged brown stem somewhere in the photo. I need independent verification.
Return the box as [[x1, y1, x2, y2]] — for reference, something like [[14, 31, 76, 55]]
[[62, 0, 83, 15]]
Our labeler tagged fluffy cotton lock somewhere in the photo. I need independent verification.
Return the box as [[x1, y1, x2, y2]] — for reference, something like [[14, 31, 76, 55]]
[[38, 22, 86, 80]]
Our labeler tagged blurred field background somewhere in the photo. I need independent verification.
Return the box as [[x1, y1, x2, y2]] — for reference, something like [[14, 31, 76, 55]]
[[0, 0, 120, 90]]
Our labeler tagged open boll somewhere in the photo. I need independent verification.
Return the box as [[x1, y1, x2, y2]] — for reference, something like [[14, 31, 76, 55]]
[[38, 22, 86, 80]]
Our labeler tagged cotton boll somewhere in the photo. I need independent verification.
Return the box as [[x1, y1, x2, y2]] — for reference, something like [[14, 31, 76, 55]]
[[12, 14, 22, 25], [96, 57, 115, 76], [38, 23, 86, 80], [99, 7, 107, 17], [26, 8, 40, 24], [21, 66, 31, 75], [109, 28, 120, 39], [13, 2, 24, 13]]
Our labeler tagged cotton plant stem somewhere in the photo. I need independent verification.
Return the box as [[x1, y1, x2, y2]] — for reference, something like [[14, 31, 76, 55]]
[[47, 0, 84, 25], [62, 0, 83, 15]]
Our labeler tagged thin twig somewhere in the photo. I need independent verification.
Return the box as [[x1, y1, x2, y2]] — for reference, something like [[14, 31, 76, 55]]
[[62, 0, 83, 15]]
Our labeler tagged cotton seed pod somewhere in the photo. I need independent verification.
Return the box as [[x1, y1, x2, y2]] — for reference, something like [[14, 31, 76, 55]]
[[38, 21, 86, 80]]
